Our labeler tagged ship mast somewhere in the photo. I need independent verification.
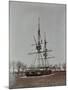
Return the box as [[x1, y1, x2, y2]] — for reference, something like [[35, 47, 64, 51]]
[[28, 17, 54, 69], [43, 32, 48, 67], [28, 17, 44, 68], [35, 17, 44, 67]]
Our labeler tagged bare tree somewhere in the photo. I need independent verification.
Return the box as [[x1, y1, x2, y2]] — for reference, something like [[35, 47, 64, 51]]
[[21, 63, 27, 71], [11, 61, 15, 74], [58, 63, 61, 71], [62, 63, 66, 71], [16, 61, 22, 74], [53, 64, 58, 71], [9, 61, 12, 73]]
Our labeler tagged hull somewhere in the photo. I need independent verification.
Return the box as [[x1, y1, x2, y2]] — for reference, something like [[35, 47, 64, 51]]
[[25, 70, 52, 76]]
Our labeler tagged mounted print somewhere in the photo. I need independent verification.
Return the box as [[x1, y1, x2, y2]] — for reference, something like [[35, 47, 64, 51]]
[[9, 1, 66, 89]]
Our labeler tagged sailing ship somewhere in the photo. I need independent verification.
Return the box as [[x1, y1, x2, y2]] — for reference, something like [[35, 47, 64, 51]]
[[25, 17, 54, 76]]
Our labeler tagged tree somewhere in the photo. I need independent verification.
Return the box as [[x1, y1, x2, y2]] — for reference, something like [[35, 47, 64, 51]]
[[21, 63, 27, 71], [53, 64, 58, 71], [16, 61, 27, 74], [11, 61, 16, 74], [62, 63, 66, 71], [16, 61, 22, 74]]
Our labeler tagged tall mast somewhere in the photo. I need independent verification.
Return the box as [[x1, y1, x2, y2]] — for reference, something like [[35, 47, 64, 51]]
[[43, 32, 47, 67], [38, 17, 40, 42], [28, 17, 54, 68], [28, 17, 44, 67], [37, 17, 41, 53]]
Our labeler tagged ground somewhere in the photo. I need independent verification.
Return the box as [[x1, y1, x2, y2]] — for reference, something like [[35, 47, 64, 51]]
[[10, 71, 66, 89]]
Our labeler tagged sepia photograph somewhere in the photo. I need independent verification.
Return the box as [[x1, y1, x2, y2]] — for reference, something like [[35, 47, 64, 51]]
[[9, 1, 66, 89]]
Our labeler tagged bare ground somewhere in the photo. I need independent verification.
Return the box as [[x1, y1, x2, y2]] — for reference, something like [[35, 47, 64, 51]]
[[11, 71, 66, 89]]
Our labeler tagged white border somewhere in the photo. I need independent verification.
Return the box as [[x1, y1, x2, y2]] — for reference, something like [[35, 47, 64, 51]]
[[0, 0, 67, 90]]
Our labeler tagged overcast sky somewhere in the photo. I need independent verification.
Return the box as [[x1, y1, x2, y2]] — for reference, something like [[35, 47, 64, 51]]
[[9, 1, 66, 66]]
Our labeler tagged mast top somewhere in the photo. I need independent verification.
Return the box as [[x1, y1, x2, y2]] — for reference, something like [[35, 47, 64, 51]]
[[38, 17, 40, 30]]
